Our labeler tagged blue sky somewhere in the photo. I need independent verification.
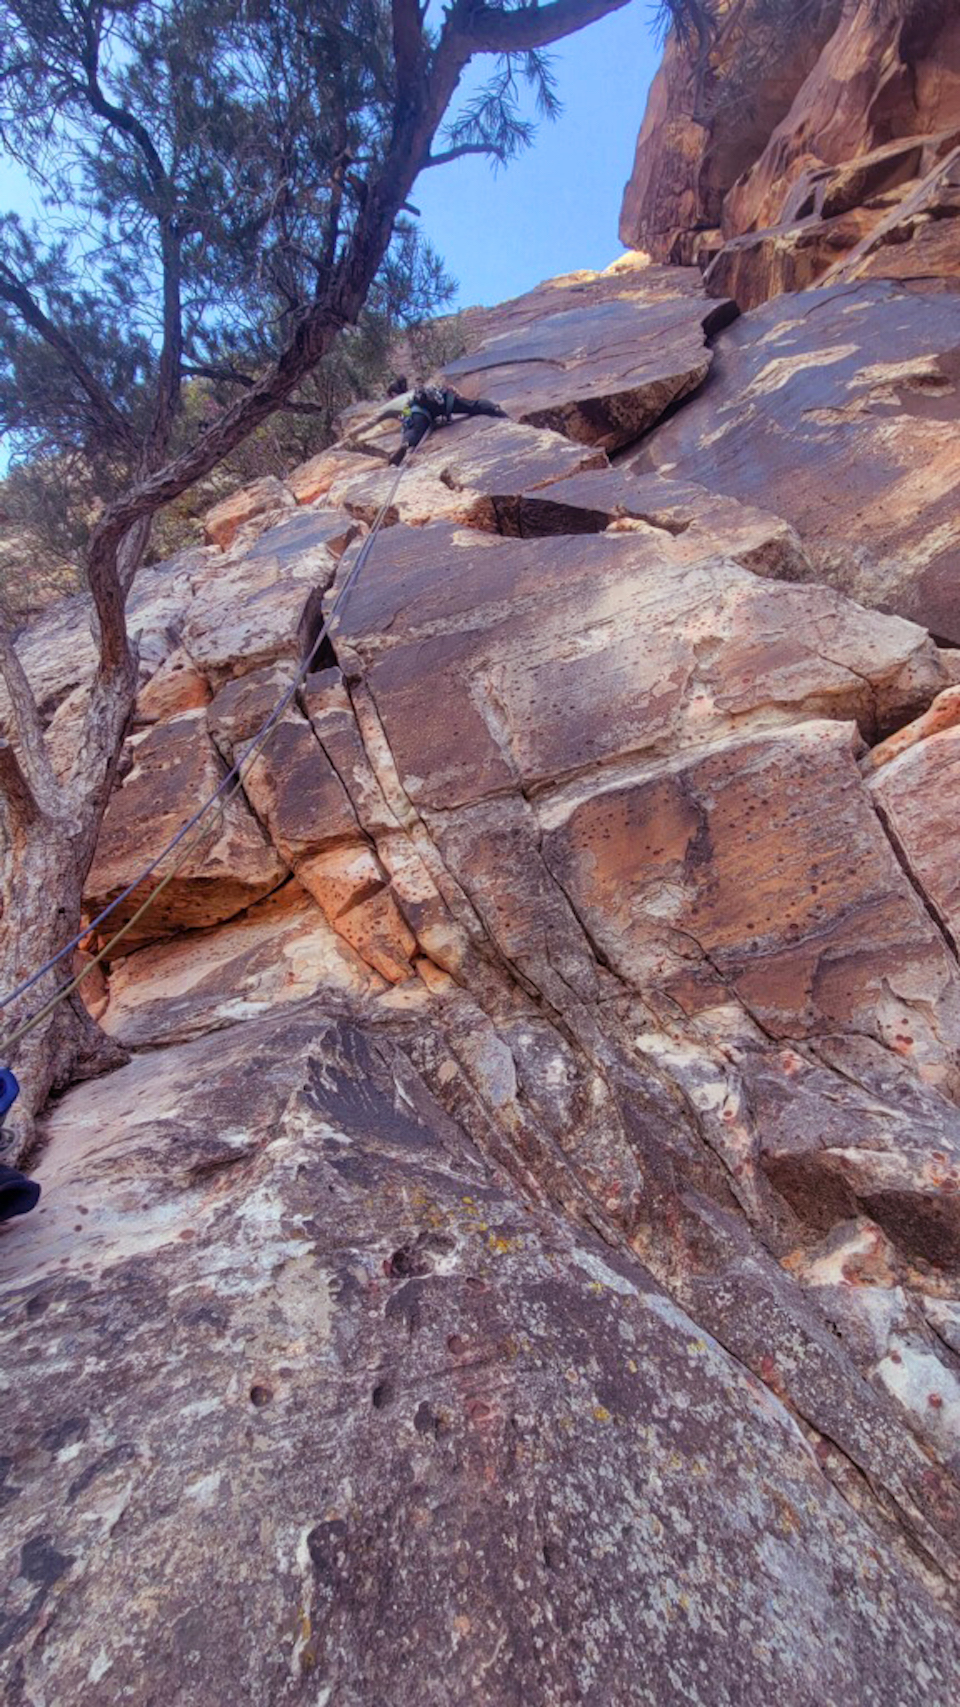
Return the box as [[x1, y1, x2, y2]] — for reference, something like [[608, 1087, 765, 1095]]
[[0, 5, 660, 475], [0, 4, 660, 311], [414, 4, 660, 306]]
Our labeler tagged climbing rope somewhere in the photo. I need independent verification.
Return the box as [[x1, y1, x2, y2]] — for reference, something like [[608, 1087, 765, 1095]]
[[0, 436, 424, 1067]]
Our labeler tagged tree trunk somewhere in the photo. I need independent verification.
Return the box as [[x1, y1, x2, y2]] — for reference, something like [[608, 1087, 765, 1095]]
[[0, 803, 129, 1166]]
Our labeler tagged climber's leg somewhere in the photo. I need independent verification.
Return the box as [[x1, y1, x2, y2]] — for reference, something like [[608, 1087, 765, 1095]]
[[452, 395, 509, 420], [388, 409, 432, 466]]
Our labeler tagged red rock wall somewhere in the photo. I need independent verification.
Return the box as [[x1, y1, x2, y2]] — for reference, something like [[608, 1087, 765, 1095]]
[[619, 0, 844, 259], [622, 0, 960, 305], [5, 257, 960, 1702]]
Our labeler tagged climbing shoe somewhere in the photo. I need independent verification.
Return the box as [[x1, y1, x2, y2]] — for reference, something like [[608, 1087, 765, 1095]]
[[0, 1163, 41, 1222]]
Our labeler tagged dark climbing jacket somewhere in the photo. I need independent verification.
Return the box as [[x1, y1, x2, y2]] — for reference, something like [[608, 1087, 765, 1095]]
[[403, 385, 454, 426], [386, 387, 508, 465]]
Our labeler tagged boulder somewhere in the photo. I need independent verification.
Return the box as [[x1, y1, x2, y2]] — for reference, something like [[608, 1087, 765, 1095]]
[[331, 519, 945, 813], [785, 134, 934, 223], [287, 446, 377, 505], [101, 880, 383, 1047], [862, 682, 960, 772], [516, 465, 813, 578], [134, 646, 211, 725], [207, 668, 363, 864], [0, 546, 207, 731], [542, 720, 960, 1093], [208, 668, 418, 983], [181, 508, 357, 685], [744, 1045, 960, 1268], [325, 417, 607, 532], [440, 266, 737, 452], [702, 208, 877, 310], [301, 670, 463, 973], [870, 722, 960, 947], [779, 1217, 960, 1465], [819, 141, 960, 287], [849, 210, 960, 284]]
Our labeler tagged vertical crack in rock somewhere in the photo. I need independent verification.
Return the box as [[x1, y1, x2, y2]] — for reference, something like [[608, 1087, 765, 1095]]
[[870, 784, 960, 966]]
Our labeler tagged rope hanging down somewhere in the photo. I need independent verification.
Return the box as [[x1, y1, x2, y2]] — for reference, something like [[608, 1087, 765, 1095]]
[[0, 440, 422, 1062]]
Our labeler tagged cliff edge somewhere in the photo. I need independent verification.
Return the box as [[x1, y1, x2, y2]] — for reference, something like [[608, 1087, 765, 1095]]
[[621, 0, 960, 307]]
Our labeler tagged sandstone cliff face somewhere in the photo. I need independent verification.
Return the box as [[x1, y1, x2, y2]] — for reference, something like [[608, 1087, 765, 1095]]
[[4, 250, 960, 1703], [621, 0, 960, 308]]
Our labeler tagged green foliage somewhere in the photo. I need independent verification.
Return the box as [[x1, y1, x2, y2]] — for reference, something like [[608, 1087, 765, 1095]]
[[650, 0, 719, 50], [0, 1, 451, 456], [442, 48, 562, 165], [0, 467, 81, 624], [0, 0, 571, 573], [649, 0, 845, 125], [694, 0, 842, 126]]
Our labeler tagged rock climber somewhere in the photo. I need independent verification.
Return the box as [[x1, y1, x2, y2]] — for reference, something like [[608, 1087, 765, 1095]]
[[380, 383, 509, 466]]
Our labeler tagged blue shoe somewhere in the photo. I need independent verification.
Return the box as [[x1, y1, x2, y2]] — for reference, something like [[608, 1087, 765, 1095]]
[[0, 1164, 41, 1222]]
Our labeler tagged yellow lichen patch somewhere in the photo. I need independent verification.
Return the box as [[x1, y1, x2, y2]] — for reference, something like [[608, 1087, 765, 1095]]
[[487, 1231, 517, 1254]]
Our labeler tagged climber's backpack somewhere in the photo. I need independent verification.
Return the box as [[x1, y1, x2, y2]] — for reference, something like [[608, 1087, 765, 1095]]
[[407, 385, 452, 423]]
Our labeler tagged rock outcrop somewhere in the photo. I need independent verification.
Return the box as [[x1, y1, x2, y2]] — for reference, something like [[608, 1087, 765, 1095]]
[[4, 231, 960, 1705], [621, 0, 960, 309], [636, 278, 960, 641]]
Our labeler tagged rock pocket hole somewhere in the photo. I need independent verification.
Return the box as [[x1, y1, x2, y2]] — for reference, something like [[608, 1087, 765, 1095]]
[[249, 1383, 273, 1408], [386, 1231, 456, 1278]]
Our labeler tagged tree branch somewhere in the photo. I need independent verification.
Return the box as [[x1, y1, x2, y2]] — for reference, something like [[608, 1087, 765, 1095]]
[[182, 363, 257, 389], [0, 623, 58, 810], [278, 399, 331, 416], [148, 212, 184, 465], [0, 265, 137, 453], [79, 12, 170, 195], [392, 0, 426, 89], [78, 11, 183, 467], [422, 141, 504, 168], [463, 0, 634, 53], [0, 737, 39, 832], [78, 26, 475, 578]]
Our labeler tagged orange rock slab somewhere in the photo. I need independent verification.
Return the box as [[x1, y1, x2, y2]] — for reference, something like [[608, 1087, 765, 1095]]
[[542, 720, 960, 1091], [202, 475, 295, 549], [870, 722, 960, 945], [85, 709, 288, 952]]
